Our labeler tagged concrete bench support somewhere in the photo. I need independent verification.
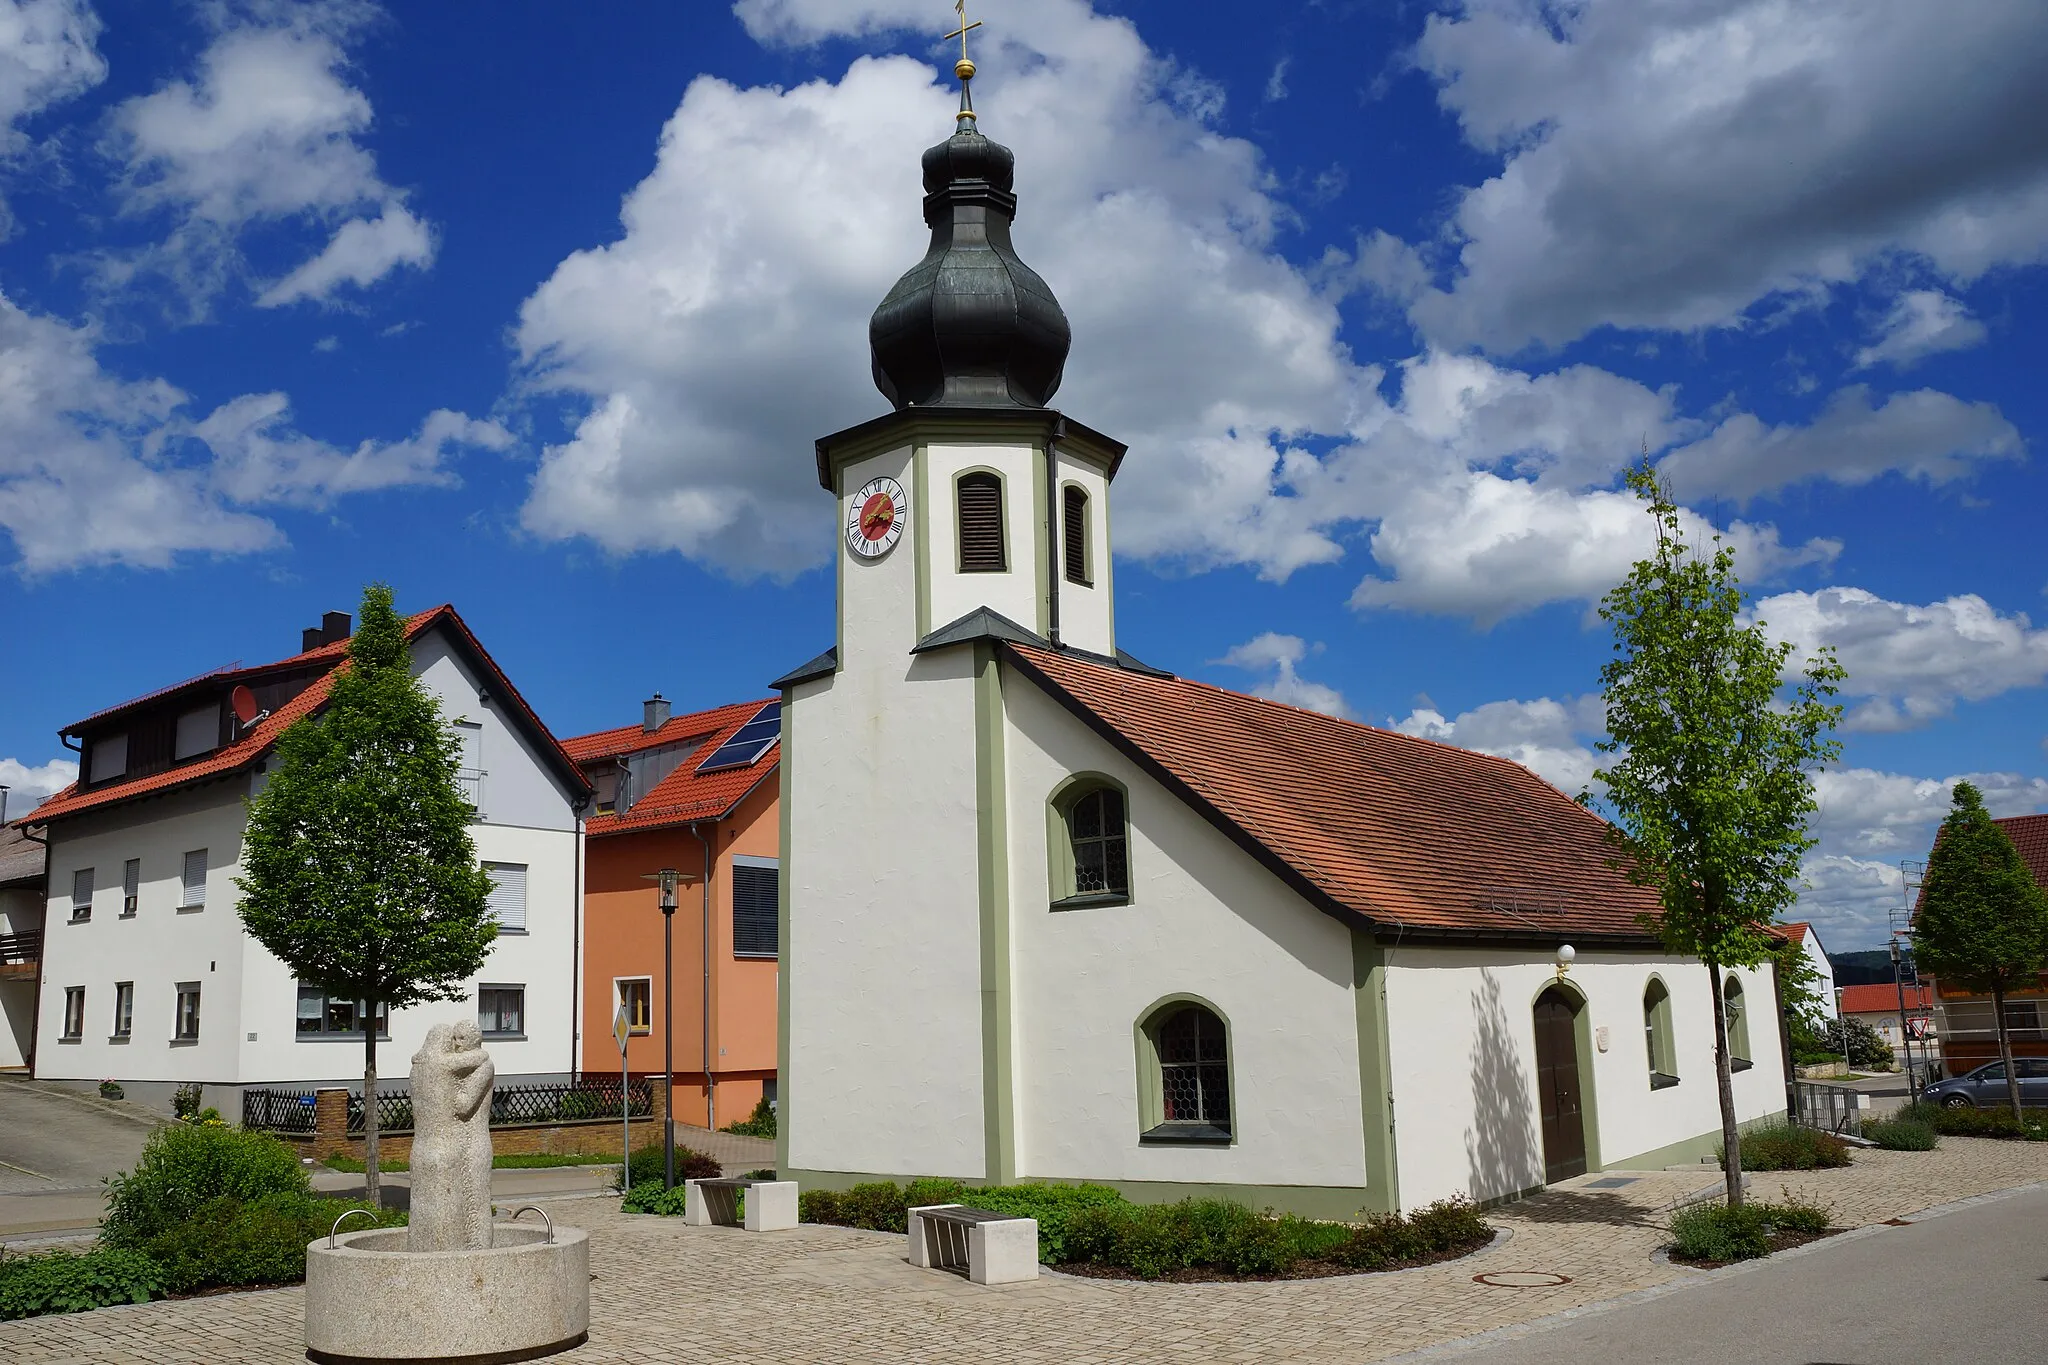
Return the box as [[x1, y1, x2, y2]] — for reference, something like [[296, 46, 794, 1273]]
[[907, 1203, 1039, 1285], [683, 1178, 799, 1231]]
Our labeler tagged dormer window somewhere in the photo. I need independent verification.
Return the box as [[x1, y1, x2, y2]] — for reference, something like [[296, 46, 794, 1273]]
[[88, 733, 127, 785], [174, 704, 219, 761]]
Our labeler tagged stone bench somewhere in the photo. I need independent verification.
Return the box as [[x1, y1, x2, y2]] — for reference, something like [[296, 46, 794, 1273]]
[[907, 1204, 1039, 1284], [683, 1177, 799, 1231]]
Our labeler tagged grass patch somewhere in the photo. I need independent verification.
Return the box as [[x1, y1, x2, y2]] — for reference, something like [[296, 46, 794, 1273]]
[[1667, 1196, 1832, 1265], [1720, 1122, 1853, 1171], [1862, 1117, 1939, 1151], [1899, 1100, 2048, 1141]]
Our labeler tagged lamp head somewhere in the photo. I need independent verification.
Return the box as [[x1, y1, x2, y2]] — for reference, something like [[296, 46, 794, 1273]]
[[1555, 943, 1576, 978]]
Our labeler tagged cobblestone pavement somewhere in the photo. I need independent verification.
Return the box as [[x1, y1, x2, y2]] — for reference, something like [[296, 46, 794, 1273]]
[[5, 1138, 2044, 1364]]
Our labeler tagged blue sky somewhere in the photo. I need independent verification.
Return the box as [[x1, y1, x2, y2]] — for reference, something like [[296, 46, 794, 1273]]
[[2, 0, 2044, 950]]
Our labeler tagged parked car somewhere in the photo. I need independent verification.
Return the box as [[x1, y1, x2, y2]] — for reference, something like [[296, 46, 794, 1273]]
[[1921, 1058, 2048, 1109]]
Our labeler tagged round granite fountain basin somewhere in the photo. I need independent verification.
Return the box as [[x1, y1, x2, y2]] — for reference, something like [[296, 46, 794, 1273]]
[[304, 1223, 589, 1364]]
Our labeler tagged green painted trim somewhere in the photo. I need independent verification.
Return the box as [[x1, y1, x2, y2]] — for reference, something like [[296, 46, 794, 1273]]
[[912, 445, 931, 641], [1043, 772, 1132, 907], [1032, 444, 1050, 636], [1645, 973, 1678, 1082], [782, 1168, 1377, 1221], [973, 643, 1016, 1184], [1132, 993, 1236, 1143], [1603, 1110, 1789, 1173], [1098, 472, 1116, 652], [1350, 933, 1400, 1214], [1530, 977, 1603, 1174], [775, 701, 793, 1176], [1723, 976, 1754, 1066]]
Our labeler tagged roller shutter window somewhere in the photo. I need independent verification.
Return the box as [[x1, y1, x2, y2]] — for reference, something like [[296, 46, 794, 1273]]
[[733, 860, 778, 958], [957, 472, 1006, 572], [174, 705, 217, 760], [1063, 484, 1090, 585], [181, 850, 208, 909], [71, 867, 93, 920], [485, 862, 527, 932]]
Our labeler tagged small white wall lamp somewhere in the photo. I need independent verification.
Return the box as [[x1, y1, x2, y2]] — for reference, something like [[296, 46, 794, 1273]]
[[1554, 943, 1576, 980]]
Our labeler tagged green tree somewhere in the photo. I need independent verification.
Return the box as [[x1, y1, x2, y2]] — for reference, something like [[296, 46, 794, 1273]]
[[1589, 466, 1843, 1206], [237, 585, 497, 1205], [1913, 781, 2048, 1121]]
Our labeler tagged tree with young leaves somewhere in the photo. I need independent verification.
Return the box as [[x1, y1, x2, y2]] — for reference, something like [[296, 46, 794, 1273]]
[[1914, 781, 2048, 1122], [1589, 466, 1843, 1207], [237, 585, 497, 1206]]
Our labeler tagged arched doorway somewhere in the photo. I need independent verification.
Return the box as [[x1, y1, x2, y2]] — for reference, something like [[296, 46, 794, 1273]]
[[1533, 987, 1587, 1182]]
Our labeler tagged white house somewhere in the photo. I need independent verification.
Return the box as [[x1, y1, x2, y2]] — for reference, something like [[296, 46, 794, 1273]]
[[17, 606, 591, 1118], [0, 826, 44, 1069], [1777, 922, 1839, 1019], [774, 92, 1787, 1215]]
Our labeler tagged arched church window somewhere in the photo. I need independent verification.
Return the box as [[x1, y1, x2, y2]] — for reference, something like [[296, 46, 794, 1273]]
[[957, 471, 1006, 572], [1724, 976, 1753, 1070], [1062, 484, 1090, 585], [1644, 977, 1678, 1089], [1068, 786, 1127, 897], [1139, 1000, 1232, 1144]]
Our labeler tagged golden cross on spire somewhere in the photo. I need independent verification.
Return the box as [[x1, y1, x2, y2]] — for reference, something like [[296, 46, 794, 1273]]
[[945, 0, 981, 81]]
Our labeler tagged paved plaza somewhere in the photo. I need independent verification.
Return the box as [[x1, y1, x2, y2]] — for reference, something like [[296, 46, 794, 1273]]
[[4, 1138, 2045, 1364]]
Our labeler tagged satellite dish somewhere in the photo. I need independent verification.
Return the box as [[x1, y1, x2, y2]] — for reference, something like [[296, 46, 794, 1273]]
[[230, 685, 266, 728]]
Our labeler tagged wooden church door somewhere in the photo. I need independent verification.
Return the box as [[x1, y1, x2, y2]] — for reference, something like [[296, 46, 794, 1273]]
[[1533, 989, 1588, 1182]]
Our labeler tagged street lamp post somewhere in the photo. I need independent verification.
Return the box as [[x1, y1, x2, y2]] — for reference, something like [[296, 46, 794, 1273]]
[[1890, 936, 1919, 1095], [643, 867, 681, 1190]]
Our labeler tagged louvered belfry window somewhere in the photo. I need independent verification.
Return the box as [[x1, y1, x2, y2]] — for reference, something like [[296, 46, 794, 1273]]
[[957, 472, 1006, 572], [1063, 484, 1089, 584]]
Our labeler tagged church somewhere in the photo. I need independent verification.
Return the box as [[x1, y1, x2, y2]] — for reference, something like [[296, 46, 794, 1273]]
[[771, 56, 1787, 1216]]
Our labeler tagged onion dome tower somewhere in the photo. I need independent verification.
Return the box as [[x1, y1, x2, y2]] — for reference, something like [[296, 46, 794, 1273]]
[[868, 30, 1071, 408]]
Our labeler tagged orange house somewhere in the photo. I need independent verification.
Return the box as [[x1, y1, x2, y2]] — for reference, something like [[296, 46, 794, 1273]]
[[566, 695, 780, 1130]]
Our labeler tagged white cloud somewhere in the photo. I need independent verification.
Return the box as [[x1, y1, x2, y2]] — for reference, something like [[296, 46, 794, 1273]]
[[1214, 633, 1349, 717], [1388, 694, 1605, 795], [0, 288, 504, 573], [0, 754, 77, 814], [105, 5, 431, 310], [1659, 385, 2021, 504], [1390, 0, 2048, 350], [1263, 56, 1290, 103], [1854, 290, 1989, 369], [0, 0, 100, 135], [1755, 587, 2048, 730]]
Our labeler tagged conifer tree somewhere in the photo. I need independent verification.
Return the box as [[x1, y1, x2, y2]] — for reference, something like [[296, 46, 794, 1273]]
[[237, 585, 497, 1204], [1590, 466, 1843, 1206], [1914, 781, 2048, 1121]]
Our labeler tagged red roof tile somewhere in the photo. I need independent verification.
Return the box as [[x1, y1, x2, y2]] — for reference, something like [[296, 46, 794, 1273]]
[[1838, 982, 1932, 1015], [1776, 921, 1811, 945], [1996, 814, 2048, 891], [567, 699, 778, 833], [1006, 645, 1663, 941], [17, 607, 588, 827]]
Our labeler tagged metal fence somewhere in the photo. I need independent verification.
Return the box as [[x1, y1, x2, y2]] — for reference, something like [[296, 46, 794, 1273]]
[[242, 1078, 652, 1135], [1789, 1079, 1863, 1139]]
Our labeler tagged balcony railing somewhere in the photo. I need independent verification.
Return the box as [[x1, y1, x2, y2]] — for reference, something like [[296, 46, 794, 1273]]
[[0, 931, 41, 970], [455, 769, 484, 810]]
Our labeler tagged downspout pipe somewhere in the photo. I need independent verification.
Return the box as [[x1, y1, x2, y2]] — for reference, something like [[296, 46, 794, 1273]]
[[569, 799, 588, 1081], [690, 823, 714, 1131]]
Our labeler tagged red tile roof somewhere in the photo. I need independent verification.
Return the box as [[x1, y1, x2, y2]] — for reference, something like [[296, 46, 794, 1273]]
[[567, 699, 778, 833], [1997, 814, 2048, 891], [1839, 982, 1932, 1016], [1006, 645, 1664, 941], [17, 607, 587, 827], [1777, 921, 1811, 945]]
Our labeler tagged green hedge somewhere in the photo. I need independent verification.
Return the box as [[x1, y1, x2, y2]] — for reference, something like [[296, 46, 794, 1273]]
[[723, 1098, 777, 1139], [1862, 1117, 1939, 1151], [103, 1123, 311, 1249], [0, 1248, 163, 1321], [1899, 1099, 2048, 1140], [1668, 1197, 1830, 1263], [615, 1143, 721, 1191], [143, 1194, 404, 1294], [1721, 1123, 1853, 1171]]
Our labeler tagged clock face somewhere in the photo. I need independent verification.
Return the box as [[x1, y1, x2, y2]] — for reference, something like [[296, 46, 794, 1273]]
[[845, 477, 907, 559]]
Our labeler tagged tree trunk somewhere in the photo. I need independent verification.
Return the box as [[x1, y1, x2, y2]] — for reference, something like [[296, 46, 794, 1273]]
[[1709, 961, 1743, 1207], [1992, 981, 2023, 1123], [363, 1004, 380, 1208]]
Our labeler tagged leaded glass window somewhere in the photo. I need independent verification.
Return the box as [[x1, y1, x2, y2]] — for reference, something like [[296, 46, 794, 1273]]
[[1157, 1006, 1229, 1128], [1069, 787, 1128, 897]]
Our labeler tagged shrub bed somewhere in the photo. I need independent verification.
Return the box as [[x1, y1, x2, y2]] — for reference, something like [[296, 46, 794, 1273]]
[[1721, 1123, 1852, 1171], [1667, 1197, 1832, 1265], [0, 1248, 163, 1321], [614, 1143, 721, 1191], [103, 1123, 311, 1248], [143, 1193, 403, 1294], [723, 1098, 777, 1138], [1899, 1100, 2048, 1141], [792, 1180, 1490, 1280], [1862, 1117, 1939, 1151]]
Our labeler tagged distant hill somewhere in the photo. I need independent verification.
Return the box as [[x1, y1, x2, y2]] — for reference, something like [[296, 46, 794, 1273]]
[[1830, 949, 1919, 987]]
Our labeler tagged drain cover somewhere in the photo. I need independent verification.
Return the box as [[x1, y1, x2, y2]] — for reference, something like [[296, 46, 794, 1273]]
[[1475, 1271, 1573, 1288]]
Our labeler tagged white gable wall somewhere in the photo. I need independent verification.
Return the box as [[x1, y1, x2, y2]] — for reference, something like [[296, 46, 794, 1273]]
[[1386, 947, 1786, 1207], [411, 627, 580, 832], [1002, 677, 1368, 1190]]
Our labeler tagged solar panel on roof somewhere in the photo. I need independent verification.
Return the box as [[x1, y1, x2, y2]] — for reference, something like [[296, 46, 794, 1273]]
[[697, 702, 781, 773]]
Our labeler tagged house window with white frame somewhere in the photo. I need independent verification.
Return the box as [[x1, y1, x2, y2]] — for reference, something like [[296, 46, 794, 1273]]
[[122, 859, 140, 916], [70, 867, 93, 922], [478, 986, 524, 1038], [296, 986, 388, 1037], [180, 850, 208, 910], [174, 983, 201, 1042], [62, 987, 85, 1040], [617, 978, 652, 1035], [484, 863, 526, 932], [112, 982, 134, 1040]]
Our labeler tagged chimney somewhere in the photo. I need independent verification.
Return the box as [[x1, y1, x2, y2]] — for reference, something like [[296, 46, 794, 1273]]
[[643, 693, 671, 734], [322, 611, 353, 645], [302, 627, 324, 652]]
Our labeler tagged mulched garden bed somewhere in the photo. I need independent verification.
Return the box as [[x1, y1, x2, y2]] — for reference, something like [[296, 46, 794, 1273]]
[[1050, 1234, 1497, 1283], [1666, 1226, 1841, 1269]]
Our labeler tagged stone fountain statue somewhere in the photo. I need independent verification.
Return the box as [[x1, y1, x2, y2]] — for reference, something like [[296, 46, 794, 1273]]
[[407, 1020, 496, 1252], [304, 1022, 589, 1364]]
